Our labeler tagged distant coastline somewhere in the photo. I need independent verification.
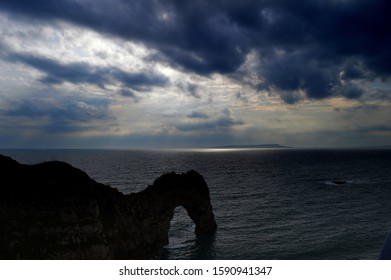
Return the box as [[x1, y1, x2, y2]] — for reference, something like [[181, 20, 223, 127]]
[[213, 144, 292, 149]]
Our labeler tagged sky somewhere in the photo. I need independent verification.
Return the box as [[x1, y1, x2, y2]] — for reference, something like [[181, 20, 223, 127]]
[[0, 0, 390, 149]]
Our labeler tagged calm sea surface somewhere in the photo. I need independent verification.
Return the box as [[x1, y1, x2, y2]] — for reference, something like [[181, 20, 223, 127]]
[[1, 148, 391, 259]]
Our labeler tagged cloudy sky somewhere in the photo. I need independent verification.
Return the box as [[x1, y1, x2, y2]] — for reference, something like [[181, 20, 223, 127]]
[[0, 0, 390, 148]]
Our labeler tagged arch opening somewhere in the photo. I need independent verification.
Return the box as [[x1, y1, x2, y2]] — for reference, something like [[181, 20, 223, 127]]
[[167, 206, 195, 248]]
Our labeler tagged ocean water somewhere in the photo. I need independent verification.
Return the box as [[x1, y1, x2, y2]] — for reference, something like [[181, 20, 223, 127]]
[[1, 148, 391, 260]]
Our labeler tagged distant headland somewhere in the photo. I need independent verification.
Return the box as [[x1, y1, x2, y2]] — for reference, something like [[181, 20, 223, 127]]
[[213, 144, 291, 149]]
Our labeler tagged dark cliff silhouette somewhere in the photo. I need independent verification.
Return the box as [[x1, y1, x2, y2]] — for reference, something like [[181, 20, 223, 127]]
[[0, 154, 217, 259]]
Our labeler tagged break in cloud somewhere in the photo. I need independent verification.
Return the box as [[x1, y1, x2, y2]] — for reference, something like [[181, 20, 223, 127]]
[[0, 0, 390, 148]]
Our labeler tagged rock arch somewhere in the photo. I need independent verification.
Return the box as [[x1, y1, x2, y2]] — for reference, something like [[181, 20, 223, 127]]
[[130, 170, 218, 246], [0, 155, 217, 259]]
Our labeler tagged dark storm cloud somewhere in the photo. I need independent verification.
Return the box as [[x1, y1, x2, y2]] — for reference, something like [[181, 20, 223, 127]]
[[340, 60, 371, 81], [5, 52, 168, 91], [257, 49, 338, 100], [1, 0, 391, 102], [339, 84, 364, 99]]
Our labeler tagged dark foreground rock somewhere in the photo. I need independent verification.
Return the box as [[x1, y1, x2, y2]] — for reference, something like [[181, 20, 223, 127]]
[[0, 154, 217, 259]]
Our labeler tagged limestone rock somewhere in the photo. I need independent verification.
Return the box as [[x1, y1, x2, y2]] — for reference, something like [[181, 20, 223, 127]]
[[0, 154, 217, 259]]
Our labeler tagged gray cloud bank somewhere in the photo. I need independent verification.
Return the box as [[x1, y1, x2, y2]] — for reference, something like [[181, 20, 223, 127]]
[[5, 52, 168, 92], [1, 0, 390, 103]]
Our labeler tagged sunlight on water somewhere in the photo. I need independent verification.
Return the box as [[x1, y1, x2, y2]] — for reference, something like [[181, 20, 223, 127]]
[[154, 148, 289, 153]]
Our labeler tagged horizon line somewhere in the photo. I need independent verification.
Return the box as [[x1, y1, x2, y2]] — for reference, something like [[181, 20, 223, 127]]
[[1, 145, 391, 151]]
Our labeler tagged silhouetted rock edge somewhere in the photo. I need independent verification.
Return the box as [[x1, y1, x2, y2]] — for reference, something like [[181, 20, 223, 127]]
[[0, 154, 217, 259]]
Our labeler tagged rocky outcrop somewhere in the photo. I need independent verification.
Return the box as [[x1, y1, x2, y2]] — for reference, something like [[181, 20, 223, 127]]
[[0, 154, 217, 259]]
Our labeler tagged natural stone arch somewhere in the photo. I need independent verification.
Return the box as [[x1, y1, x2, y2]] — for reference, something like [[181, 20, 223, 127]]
[[0, 155, 217, 259], [132, 170, 218, 246]]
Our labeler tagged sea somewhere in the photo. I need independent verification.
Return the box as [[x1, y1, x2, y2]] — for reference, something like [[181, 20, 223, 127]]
[[1, 148, 391, 260]]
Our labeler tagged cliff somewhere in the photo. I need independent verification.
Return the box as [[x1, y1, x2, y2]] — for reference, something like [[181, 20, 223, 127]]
[[0, 154, 217, 259]]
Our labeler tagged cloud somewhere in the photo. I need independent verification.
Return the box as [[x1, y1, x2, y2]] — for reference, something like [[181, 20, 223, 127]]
[[118, 89, 140, 102], [222, 107, 233, 117], [340, 60, 371, 81], [177, 82, 201, 98], [338, 83, 364, 99], [236, 92, 248, 103], [4, 52, 168, 91], [4, 95, 115, 134], [176, 108, 243, 132], [110, 68, 168, 91], [174, 117, 244, 132], [187, 111, 209, 119], [0, 0, 390, 149], [6, 52, 108, 87], [1, 0, 390, 103]]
